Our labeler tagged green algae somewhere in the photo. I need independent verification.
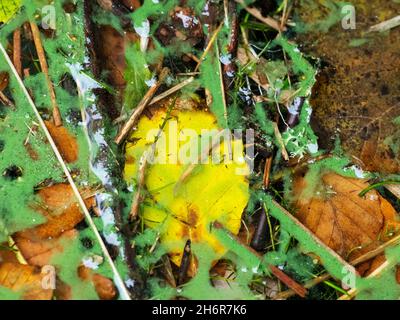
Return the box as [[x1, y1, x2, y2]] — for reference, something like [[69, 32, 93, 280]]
[[0, 286, 23, 300], [355, 245, 400, 300], [0, 0, 132, 299], [2, 0, 399, 301], [0, 66, 61, 241], [123, 42, 151, 110], [199, 41, 229, 128], [50, 237, 99, 300]]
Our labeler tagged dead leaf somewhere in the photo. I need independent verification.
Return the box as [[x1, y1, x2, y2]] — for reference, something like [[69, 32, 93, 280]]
[[78, 266, 117, 300], [0, 262, 53, 300], [292, 172, 400, 260], [44, 121, 78, 163], [16, 184, 93, 241], [13, 183, 115, 300], [15, 229, 78, 267], [0, 244, 19, 264]]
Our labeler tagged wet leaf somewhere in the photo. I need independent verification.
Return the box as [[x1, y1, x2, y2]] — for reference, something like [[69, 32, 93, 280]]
[[292, 172, 400, 260], [15, 229, 78, 267], [44, 121, 79, 164], [78, 266, 117, 300], [16, 184, 93, 241], [124, 109, 250, 266], [0, 262, 53, 300]]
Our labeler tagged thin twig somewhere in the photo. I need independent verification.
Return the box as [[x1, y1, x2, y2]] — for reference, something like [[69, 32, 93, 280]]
[[115, 67, 170, 145], [13, 28, 22, 77], [30, 21, 62, 127], [185, 53, 200, 64], [235, 0, 285, 32], [149, 76, 194, 106], [194, 22, 223, 72], [273, 122, 289, 161], [369, 15, 400, 33], [213, 221, 307, 298], [263, 156, 273, 188], [129, 151, 149, 219], [275, 229, 400, 300]]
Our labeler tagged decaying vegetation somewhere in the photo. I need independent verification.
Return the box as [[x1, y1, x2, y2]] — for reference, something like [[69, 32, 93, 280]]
[[1, 0, 400, 300]]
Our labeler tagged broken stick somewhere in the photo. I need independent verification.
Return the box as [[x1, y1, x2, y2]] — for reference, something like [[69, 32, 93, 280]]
[[30, 21, 62, 127], [114, 67, 170, 145]]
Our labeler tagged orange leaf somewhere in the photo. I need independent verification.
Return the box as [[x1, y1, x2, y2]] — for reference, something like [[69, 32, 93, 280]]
[[44, 121, 78, 163], [0, 262, 53, 300], [17, 184, 93, 241], [292, 172, 400, 260]]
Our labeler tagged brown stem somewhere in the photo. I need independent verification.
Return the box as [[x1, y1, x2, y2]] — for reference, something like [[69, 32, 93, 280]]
[[29, 21, 62, 127], [263, 156, 273, 188], [129, 150, 148, 220], [114, 67, 170, 145], [223, 0, 238, 93], [13, 28, 22, 77], [213, 221, 308, 298], [269, 265, 307, 298]]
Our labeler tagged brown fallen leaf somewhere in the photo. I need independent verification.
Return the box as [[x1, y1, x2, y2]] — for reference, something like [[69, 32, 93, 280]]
[[360, 138, 400, 174], [0, 244, 19, 265], [44, 121, 79, 163], [14, 184, 116, 300], [78, 266, 117, 300], [15, 230, 78, 267], [0, 262, 53, 300], [16, 184, 93, 241], [292, 171, 400, 260], [15, 229, 117, 300]]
